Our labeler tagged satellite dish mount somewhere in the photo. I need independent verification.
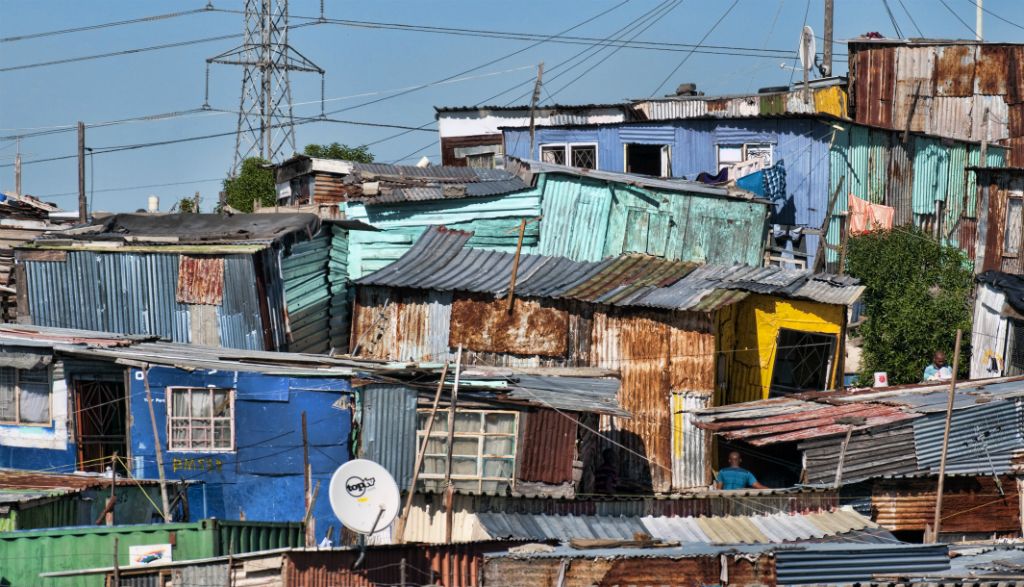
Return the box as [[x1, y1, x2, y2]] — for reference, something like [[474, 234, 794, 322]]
[[799, 25, 817, 104], [328, 459, 402, 568]]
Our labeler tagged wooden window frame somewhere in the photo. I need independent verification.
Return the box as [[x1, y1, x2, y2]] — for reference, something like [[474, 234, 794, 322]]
[[166, 386, 235, 452], [416, 409, 518, 494], [1004, 196, 1024, 258], [0, 366, 53, 427]]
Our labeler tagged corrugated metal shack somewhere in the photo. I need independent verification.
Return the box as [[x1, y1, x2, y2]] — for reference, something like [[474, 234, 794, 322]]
[[273, 156, 769, 280], [43, 542, 521, 587], [696, 376, 1024, 540], [0, 195, 70, 323], [847, 39, 1024, 164], [502, 115, 1006, 270], [351, 226, 863, 492], [484, 541, 950, 587], [969, 270, 1024, 379], [0, 468, 162, 531], [15, 213, 370, 354], [0, 518, 302, 587]]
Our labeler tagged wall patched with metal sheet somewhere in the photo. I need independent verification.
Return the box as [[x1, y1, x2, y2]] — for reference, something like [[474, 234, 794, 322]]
[[281, 232, 332, 354], [351, 286, 453, 361], [872, 475, 1021, 536], [450, 295, 569, 357], [483, 554, 775, 587], [517, 409, 577, 485], [360, 385, 418, 489], [977, 168, 1024, 274], [671, 391, 711, 490]]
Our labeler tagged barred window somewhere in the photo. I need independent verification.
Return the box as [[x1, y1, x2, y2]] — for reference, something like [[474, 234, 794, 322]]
[[0, 367, 51, 425], [167, 387, 234, 451], [416, 410, 517, 494]]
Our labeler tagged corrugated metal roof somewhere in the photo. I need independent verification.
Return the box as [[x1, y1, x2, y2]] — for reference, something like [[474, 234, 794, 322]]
[[472, 507, 878, 545], [775, 543, 951, 585], [357, 227, 865, 310], [503, 375, 625, 417]]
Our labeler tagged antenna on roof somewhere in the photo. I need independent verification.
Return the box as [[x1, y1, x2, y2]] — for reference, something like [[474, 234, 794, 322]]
[[798, 25, 817, 104]]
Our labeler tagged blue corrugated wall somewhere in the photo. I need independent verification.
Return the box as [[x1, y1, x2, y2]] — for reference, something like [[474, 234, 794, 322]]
[[128, 366, 352, 539]]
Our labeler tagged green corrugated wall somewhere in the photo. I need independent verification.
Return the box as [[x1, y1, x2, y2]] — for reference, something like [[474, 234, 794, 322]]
[[281, 232, 332, 353], [0, 519, 302, 587]]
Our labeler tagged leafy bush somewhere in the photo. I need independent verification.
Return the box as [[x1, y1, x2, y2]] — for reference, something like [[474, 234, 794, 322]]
[[222, 157, 276, 213], [303, 142, 374, 162], [845, 227, 973, 385]]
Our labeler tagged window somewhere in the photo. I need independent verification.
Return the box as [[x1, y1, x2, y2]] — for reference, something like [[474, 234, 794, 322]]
[[1005, 198, 1023, 257], [465, 152, 496, 169], [540, 144, 567, 165], [539, 143, 598, 169], [769, 329, 837, 397], [717, 143, 774, 171], [624, 144, 670, 177], [416, 409, 518, 494], [167, 387, 234, 452], [0, 367, 51, 425]]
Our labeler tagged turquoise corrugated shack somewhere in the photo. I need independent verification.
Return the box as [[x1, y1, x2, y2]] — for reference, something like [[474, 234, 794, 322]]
[[273, 155, 771, 281]]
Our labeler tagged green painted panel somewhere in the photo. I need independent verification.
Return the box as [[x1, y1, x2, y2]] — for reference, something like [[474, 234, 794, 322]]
[[281, 233, 331, 354]]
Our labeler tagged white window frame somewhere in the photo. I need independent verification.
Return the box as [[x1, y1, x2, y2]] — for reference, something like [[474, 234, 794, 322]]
[[539, 142, 599, 170], [416, 409, 518, 494], [623, 144, 671, 177], [717, 143, 774, 171], [0, 366, 53, 426], [166, 387, 235, 452]]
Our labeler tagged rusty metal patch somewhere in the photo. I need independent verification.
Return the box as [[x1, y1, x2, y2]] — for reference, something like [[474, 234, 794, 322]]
[[934, 45, 977, 97], [852, 46, 896, 128], [176, 255, 224, 305], [449, 294, 568, 357], [518, 409, 577, 484], [977, 45, 1011, 95]]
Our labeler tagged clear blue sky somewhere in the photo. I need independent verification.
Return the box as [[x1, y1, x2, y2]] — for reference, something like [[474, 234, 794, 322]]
[[1, 0, 1021, 213]]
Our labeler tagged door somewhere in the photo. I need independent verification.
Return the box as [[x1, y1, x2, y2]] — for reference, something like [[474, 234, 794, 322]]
[[74, 379, 128, 473]]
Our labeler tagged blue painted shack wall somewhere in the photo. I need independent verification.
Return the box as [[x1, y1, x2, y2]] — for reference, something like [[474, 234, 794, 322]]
[[127, 367, 352, 539], [506, 119, 832, 267]]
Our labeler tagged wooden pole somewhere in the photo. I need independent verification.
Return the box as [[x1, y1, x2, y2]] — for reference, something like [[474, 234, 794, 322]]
[[77, 121, 87, 223], [931, 328, 963, 543], [302, 411, 313, 547], [400, 557, 407, 587], [444, 346, 464, 545], [822, 0, 834, 76], [112, 537, 120, 586], [814, 176, 845, 273], [143, 367, 172, 522], [833, 429, 853, 489], [394, 360, 450, 543], [506, 219, 528, 313], [528, 62, 544, 157], [980, 107, 990, 165], [838, 213, 851, 274], [14, 137, 21, 197]]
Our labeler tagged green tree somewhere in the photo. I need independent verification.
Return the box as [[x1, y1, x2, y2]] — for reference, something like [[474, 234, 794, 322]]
[[303, 142, 374, 163], [222, 157, 276, 213], [845, 227, 973, 385]]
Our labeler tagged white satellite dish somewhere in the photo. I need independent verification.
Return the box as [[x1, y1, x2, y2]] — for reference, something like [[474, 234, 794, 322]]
[[328, 459, 401, 535], [799, 26, 817, 73]]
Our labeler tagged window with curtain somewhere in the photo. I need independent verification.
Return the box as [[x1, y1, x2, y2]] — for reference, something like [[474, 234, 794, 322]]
[[167, 387, 234, 451], [416, 409, 518, 494], [0, 367, 52, 425]]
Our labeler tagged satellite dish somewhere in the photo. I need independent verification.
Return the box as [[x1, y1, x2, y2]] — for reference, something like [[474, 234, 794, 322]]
[[799, 26, 817, 73], [328, 459, 401, 535]]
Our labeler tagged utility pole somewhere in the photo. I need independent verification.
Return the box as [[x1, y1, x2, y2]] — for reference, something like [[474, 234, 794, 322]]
[[976, 0, 983, 42], [527, 62, 544, 158], [206, 0, 325, 173], [931, 329, 963, 542], [77, 122, 86, 223], [822, 0, 834, 76], [14, 137, 21, 197]]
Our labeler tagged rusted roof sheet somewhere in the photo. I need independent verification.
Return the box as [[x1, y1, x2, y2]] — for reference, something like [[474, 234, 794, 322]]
[[0, 468, 159, 507], [358, 226, 865, 309]]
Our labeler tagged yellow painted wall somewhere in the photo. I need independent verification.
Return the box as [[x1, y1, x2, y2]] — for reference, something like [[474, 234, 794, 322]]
[[813, 85, 849, 119], [716, 294, 846, 405]]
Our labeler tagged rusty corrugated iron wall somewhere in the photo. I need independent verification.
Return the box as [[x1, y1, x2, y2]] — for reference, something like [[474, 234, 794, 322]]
[[849, 41, 1024, 152], [450, 295, 568, 357], [283, 542, 510, 587], [872, 475, 1021, 536], [518, 409, 577, 485], [351, 286, 452, 361], [176, 256, 225, 305], [976, 168, 1024, 274]]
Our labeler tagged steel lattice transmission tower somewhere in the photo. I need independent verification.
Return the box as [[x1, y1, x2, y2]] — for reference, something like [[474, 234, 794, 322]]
[[206, 0, 324, 173]]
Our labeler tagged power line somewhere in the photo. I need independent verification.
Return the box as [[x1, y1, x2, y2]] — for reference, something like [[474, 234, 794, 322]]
[[963, 0, 1024, 31], [881, 0, 905, 39], [35, 178, 225, 199], [0, 7, 214, 43], [896, 0, 925, 37], [650, 0, 741, 97], [937, 0, 976, 35]]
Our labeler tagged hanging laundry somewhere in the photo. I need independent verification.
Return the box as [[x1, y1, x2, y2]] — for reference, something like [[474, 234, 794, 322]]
[[736, 170, 765, 196], [762, 159, 787, 203], [848, 193, 895, 234]]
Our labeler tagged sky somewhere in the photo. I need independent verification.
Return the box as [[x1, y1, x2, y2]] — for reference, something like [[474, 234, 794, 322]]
[[0, 0, 1022, 213]]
